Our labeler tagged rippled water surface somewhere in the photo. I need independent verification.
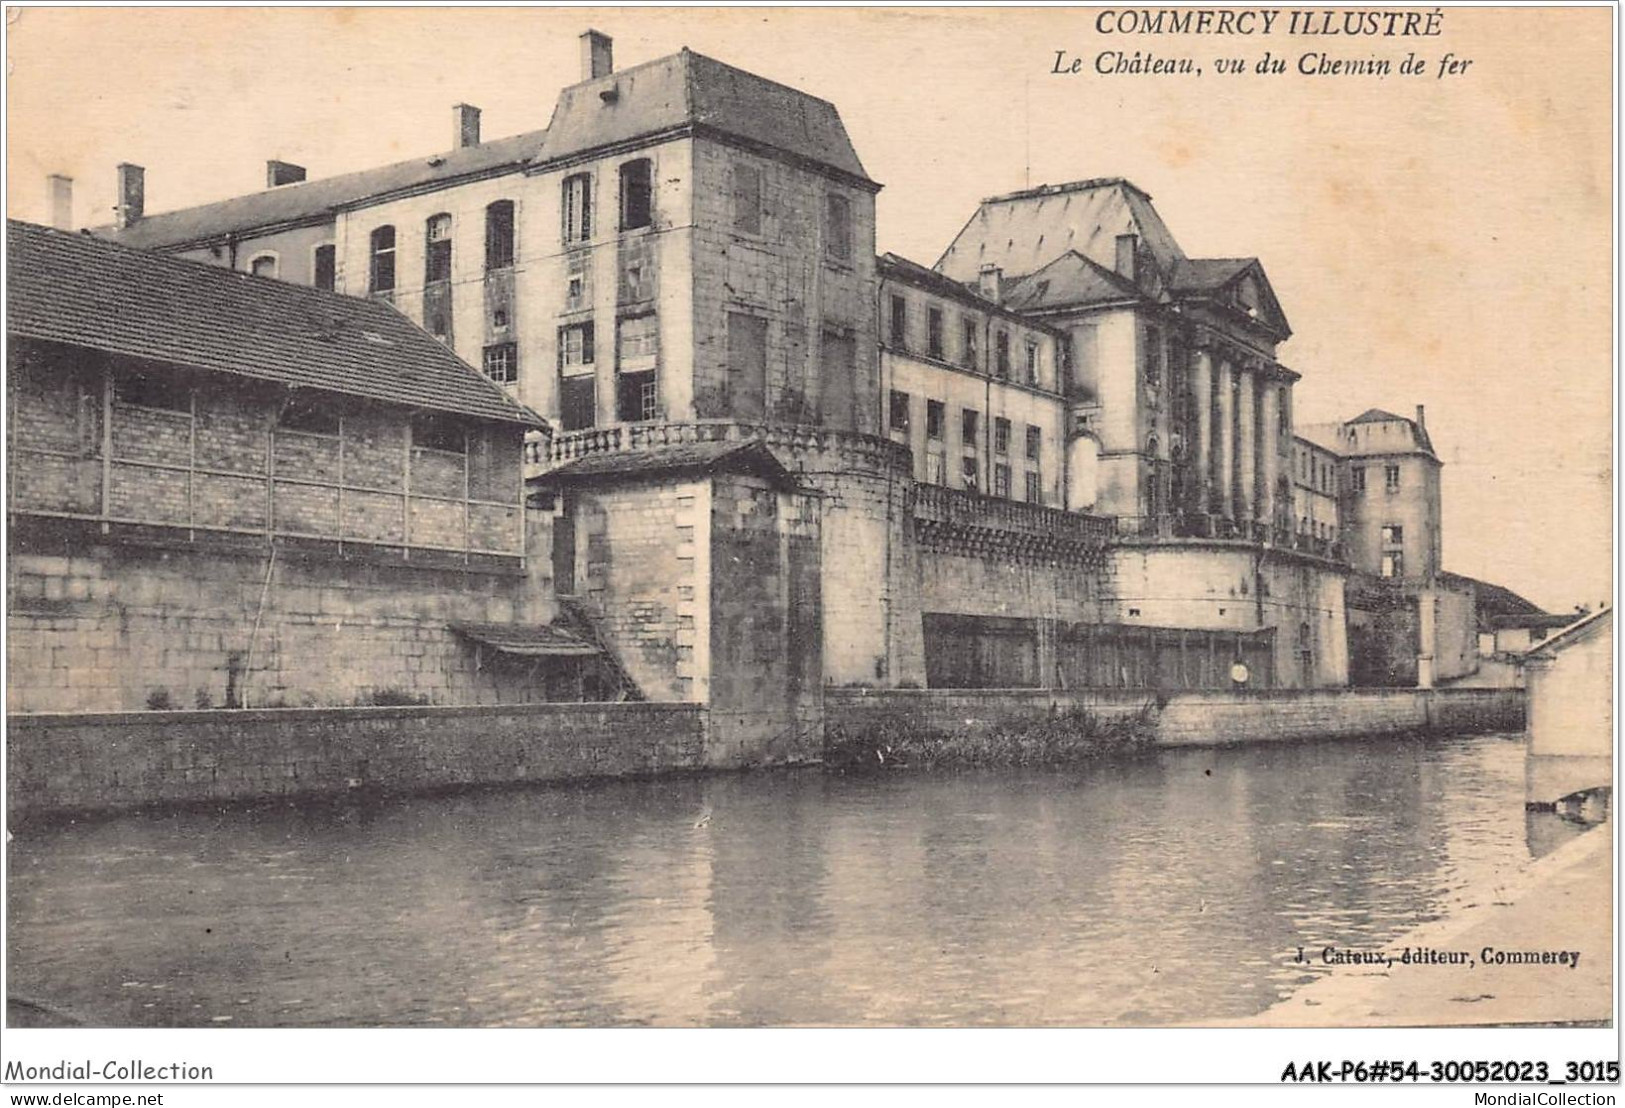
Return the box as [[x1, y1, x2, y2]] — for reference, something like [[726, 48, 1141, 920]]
[[8, 731, 1575, 1026]]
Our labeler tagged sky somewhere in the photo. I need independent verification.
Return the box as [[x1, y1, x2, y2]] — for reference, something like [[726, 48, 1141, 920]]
[[6, 6, 1614, 613]]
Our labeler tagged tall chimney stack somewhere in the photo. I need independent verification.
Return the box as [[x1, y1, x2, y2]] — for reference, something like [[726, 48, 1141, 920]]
[[1415, 404, 1426, 428], [47, 174, 74, 231], [115, 163, 145, 229], [454, 104, 482, 149], [266, 159, 307, 188], [978, 264, 1002, 305], [581, 30, 614, 81]]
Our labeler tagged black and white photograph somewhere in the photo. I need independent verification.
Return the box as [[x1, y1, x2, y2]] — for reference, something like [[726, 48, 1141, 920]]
[[1, 2, 1616, 1095]]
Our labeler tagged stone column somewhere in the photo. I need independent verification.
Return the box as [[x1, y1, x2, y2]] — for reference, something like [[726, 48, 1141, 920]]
[[1236, 364, 1256, 527], [1260, 374, 1280, 542], [1192, 346, 1213, 517], [1214, 358, 1234, 521]]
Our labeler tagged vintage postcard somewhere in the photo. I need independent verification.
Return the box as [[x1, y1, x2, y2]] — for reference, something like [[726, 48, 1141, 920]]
[[2, 3, 1615, 1092]]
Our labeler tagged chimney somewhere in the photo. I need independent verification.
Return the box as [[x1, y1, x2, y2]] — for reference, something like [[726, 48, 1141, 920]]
[[581, 30, 614, 81], [47, 174, 73, 231], [1414, 404, 1426, 428], [978, 264, 1002, 304], [115, 163, 145, 229], [1115, 233, 1138, 281], [265, 159, 307, 188], [453, 104, 481, 149]]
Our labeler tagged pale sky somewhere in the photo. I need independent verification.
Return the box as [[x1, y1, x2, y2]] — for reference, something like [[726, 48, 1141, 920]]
[[6, 6, 1614, 613]]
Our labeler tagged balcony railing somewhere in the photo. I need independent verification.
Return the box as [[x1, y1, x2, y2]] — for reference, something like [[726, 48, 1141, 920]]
[[529, 421, 908, 469], [912, 484, 1115, 547]]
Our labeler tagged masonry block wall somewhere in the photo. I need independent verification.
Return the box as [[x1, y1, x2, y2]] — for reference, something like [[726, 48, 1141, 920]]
[[707, 473, 823, 765], [7, 702, 706, 820], [563, 478, 709, 702], [690, 138, 879, 433], [6, 537, 546, 713]]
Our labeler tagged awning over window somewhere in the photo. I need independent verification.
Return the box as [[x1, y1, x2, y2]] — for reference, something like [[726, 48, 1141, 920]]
[[449, 621, 600, 657]]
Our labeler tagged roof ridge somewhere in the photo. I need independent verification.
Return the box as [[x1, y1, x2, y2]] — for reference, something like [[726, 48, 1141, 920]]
[[981, 177, 1151, 206]]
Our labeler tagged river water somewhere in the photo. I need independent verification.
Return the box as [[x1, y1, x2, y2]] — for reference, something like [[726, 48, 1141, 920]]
[[6, 730, 1579, 1027]]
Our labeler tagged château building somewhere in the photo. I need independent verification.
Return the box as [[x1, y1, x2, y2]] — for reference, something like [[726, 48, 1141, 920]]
[[14, 27, 1530, 749]]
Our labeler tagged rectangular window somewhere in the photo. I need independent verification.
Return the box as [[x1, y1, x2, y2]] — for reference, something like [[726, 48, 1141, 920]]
[[562, 173, 592, 244], [482, 342, 518, 384], [961, 408, 980, 451], [820, 326, 857, 430], [926, 399, 945, 440], [825, 193, 851, 261], [889, 390, 911, 433], [1025, 341, 1040, 385], [1277, 387, 1290, 434], [559, 322, 595, 372], [1381, 524, 1403, 546], [927, 451, 947, 485], [994, 417, 1011, 455], [485, 200, 516, 270], [1380, 552, 1404, 579], [313, 244, 336, 291], [1385, 464, 1401, 492], [993, 463, 1011, 499], [617, 314, 659, 369], [368, 225, 396, 294], [962, 318, 978, 369], [620, 159, 652, 231], [1025, 424, 1042, 461], [1351, 466, 1366, 494], [1143, 325, 1163, 386], [425, 213, 453, 284], [889, 295, 907, 348], [1024, 470, 1042, 504], [733, 163, 762, 235], [617, 370, 657, 423], [727, 312, 768, 421], [995, 331, 1010, 379], [961, 455, 980, 493], [560, 376, 595, 431], [927, 307, 944, 359]]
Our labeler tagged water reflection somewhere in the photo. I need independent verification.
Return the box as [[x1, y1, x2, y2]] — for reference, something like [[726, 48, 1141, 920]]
[[7, 731, 1581, 1027]]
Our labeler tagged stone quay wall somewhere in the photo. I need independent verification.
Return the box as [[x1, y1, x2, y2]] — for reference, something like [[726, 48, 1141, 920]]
[[7, 702, 704, 821], [825, 686, 1525, 748]]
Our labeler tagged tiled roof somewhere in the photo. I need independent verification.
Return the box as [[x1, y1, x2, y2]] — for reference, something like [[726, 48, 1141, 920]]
[[1529, 605, 1611, 656], [936, 177, 1186, 285], [540, 50, 873, 185], [1170, 257, 1255, 292], [878, 253, 1063, 330], [8, 220, 546, 428], [94, 129, 547, 250], [531, 440, 796, 486], [1002, 250, 1145, 311], [1348, 407, 1408, 424], [1441, 573, 1570, 631]]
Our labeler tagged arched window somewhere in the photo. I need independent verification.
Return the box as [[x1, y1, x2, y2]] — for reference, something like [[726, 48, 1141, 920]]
[[1145, 433, 1159, 457], [425, 214, 452, 284], [369, 226, 396, 294], [248, 253, 278, 279], [485, 200, 515, 270]]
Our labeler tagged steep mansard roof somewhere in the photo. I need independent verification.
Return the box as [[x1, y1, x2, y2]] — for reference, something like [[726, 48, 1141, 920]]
[[91, 46, 874, 252], [9, 220, 546, 428], [542, 49, 874, 185]]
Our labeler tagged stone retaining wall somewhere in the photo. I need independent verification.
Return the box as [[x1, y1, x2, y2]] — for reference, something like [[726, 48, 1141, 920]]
[[825, 686, 1525, 748], [7, 701, 704, 820]]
